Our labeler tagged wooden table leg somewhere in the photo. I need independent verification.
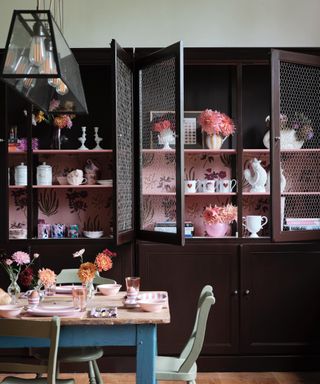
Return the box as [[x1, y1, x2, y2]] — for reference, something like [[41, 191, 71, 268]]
[[136, 324, 157, 384]]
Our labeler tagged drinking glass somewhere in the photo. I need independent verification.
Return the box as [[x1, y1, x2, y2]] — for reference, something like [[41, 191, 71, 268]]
[[72, 286, 87, 311], [125, 277, 140, 301]]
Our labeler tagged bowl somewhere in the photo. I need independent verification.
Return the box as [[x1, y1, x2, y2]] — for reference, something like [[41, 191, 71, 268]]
[[83, 230, 104, 239], [139, 299, 165, 313], [97, 284, 122, 296], [0, 304, 23, 318]]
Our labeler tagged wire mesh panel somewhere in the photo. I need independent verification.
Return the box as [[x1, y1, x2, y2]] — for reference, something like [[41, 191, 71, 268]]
[[116, 56, 133, 233], [279, 60, 320, 232], [139, 57, 177, 233]]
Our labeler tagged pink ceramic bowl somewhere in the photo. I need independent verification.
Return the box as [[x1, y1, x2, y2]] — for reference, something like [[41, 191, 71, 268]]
[[97, 284, 122, 296], [139, 300, 165, 313], [0, 304, 23, 318]]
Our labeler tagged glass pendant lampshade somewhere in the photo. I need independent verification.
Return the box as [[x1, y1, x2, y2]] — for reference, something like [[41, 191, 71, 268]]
[[0, 10, 88, 114]]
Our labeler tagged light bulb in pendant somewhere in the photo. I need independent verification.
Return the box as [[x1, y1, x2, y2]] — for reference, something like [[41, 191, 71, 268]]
[[40, 39, 58, 86], [29, 22, 46, 67], [22, 65, 37, 90], [4, 42, 18, 72], [56, 80, 69, 95]]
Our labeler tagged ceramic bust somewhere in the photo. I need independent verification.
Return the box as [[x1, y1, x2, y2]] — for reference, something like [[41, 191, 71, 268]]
[[244, 158, 267, 193]]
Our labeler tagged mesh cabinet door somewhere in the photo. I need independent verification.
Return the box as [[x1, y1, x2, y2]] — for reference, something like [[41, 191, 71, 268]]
[[111, 40, 135, 245], [271, 49, 320, 241], [135, 42, 185, 245]]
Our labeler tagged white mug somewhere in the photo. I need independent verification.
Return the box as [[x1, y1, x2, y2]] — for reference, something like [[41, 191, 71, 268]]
[[184, 180, 197, 193], [217, 179, 237, 193], [243, 215, 268, 238], [202, 180, 216, 193], [67, 169, 87, 186]]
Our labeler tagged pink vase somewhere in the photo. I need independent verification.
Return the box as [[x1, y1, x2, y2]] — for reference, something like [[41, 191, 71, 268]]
[[205, 223, 229, 237]]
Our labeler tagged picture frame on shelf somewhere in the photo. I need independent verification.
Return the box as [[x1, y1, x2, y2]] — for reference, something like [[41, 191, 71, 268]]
[[149, 111, 203, 149]]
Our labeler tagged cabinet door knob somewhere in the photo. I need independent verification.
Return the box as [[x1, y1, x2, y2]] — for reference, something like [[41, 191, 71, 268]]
[[232, 290, 238, 295], [0, 138, 4, 142], [244, 289, 250, 295]]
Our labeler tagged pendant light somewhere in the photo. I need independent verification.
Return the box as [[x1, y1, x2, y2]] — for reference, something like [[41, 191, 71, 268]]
[[0, 4, 88, 115]]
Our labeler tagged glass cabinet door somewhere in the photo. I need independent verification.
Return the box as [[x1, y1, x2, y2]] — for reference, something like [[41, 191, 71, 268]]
[[135, 42, 185, 245], [271, 49, 320, 241], [111, 40, 135, 245]]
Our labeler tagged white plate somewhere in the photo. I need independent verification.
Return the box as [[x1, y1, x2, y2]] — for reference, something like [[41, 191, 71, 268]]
[[56, 285, 78, 294], [83, 230, 104, 238], [27, 305, 81, 317], [97, 180, 113, 186]]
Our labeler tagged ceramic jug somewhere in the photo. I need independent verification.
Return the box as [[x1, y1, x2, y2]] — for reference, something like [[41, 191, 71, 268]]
[[14, 162, 27, 186], [37, 162, 52, 185]]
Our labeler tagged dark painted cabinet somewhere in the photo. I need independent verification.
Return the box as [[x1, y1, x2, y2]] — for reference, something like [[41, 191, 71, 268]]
[[138, 240, 320, 369]]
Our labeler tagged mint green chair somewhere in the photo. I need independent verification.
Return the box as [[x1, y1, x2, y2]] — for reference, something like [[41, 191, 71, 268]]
[[0, 317, 74, 384], [156, 285, 215, 383], [32, 269, 115, 384]]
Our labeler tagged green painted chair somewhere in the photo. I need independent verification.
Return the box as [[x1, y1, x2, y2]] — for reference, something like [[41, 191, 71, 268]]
[[32, 269, 115, 384], [0, 317, 74, 384], [156, 285, 215, 384]]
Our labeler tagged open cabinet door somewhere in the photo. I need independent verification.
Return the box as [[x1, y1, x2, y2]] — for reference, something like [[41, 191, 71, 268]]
[[271, 49, 320, 241], [135, 42, 185, 245], [111, 40, 135, 245]]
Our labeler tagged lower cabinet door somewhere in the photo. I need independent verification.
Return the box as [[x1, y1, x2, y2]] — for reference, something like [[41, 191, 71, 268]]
[[240, 243, 320, 354], [137, 241, 239, 355]]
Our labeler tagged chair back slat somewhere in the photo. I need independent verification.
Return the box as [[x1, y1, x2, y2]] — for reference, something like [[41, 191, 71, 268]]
[[179, 285, 213, 359], [0, 317, 60, 384], [178, 286, 215, 373]]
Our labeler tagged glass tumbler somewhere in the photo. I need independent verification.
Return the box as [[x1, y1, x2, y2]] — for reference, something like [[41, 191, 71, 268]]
[[72, 286, 87, 311]]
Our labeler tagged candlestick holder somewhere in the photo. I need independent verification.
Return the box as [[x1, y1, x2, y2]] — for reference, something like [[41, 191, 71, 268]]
[[78, 126, 89, 150]]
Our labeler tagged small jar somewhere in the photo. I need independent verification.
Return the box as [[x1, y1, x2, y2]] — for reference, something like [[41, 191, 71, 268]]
[[37, 162, 52, 185], [14, 162, 27, 186]]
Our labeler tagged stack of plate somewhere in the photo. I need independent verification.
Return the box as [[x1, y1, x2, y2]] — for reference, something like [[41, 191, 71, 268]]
[[27, 304, 81, 317], [97, 179, 113, 186]]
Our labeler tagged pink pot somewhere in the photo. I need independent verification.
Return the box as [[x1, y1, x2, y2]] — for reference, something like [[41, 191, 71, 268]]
[[205, 223, 229, 237]]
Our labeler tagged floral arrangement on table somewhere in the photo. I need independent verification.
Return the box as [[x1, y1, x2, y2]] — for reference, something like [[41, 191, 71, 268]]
[[38, 268, 56, 290], [198, 109, 236, 149], [0, 250, 39, 302], [264, 112, 314, 149], [203, 204, 237, 225], [153, 119, 173, 134], [73, 248, 117, 285]]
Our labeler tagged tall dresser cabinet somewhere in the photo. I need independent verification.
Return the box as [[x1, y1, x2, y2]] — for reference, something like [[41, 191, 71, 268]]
[[1, 43, 320, 370]]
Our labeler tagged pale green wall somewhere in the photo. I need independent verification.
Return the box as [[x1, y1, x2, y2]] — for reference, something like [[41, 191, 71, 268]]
[[0, 0, 320, 48]]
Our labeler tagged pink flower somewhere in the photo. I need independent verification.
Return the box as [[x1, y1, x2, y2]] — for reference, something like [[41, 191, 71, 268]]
[[153, 120, 172, 133], [199, 109, 235, 137], [11, 251, 30, 265], [53, 115, 73, 129], [38, 268, 56, 287], [49, 98, 61, 112], [203, 204, 237, 225], [5, 259, 13, 266]]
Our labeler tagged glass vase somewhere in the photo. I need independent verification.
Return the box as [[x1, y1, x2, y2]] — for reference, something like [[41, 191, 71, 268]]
[[7, 279, 21, 304], [85, 281, 95, 299]]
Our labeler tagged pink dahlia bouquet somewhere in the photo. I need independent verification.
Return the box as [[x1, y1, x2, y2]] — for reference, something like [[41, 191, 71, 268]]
[[0, 250, 40, 285], [199, 109, 235, 137], [153, 119, 172, 133], [203, 204, 237, 225]]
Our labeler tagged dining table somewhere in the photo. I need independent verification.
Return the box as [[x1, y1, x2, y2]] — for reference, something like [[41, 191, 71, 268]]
[[0, 291, 171, 384]]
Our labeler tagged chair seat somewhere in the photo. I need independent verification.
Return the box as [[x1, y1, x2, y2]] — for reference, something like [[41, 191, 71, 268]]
[[33, 347, 104, 363], [156, 356, 197, 381], [2, 378, 74, 384]]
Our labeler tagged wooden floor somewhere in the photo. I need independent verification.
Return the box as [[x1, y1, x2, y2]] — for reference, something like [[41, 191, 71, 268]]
[[2, 372, 320, 383]]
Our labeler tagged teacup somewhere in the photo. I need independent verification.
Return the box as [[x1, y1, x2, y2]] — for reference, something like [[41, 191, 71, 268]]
[[67, 169, 87, 186], [243, 215, 268, 238], [217, 179, 237, 193]]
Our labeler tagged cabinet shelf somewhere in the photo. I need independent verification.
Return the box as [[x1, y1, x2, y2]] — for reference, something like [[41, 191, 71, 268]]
[[32, 185, 112, 189], [33, 149, 112, 154], [243, 149, 270, 153], [242, 192, 270, 196], [186, 192, 237, 196], [9, 185, 27, 189], [282, 192, 320, 195]]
